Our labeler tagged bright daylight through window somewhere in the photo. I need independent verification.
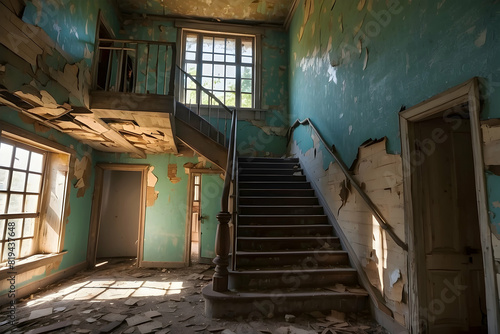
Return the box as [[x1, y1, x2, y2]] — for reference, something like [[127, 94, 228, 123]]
[[0, 139, 45, 262], [182, 31, 255, 109]]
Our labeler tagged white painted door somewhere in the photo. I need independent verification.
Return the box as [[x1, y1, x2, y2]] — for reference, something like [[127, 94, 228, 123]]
[[414, 117, 486, 333]]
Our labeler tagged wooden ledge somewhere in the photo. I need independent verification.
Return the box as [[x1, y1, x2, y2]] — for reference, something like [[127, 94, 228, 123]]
[[0, 251, 67, 280]]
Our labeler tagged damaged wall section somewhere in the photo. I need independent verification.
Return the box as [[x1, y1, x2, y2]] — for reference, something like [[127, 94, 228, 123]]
[[289, 125, 407, 326]]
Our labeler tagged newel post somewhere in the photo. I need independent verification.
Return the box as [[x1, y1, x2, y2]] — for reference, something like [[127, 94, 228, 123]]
[[212, 211, 231, 292]]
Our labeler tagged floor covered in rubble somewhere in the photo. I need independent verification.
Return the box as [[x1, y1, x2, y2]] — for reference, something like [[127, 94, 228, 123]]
[[0, 259, 388, 334]]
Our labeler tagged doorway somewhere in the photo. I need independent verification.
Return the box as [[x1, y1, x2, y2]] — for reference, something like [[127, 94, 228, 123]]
[[185, 169, 223, 265], [87, 164, 148, 268], [400, 78, 499, 333], [96, 170, 141, 258]]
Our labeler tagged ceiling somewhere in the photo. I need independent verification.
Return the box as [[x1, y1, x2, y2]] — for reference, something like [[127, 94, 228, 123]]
[[117, 0, 295, 25]]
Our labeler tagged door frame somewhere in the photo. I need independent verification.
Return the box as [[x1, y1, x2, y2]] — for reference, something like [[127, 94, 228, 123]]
[[400, 78, 499, 333], [87, 164, 149, 268], [184, 167, 223, 266]]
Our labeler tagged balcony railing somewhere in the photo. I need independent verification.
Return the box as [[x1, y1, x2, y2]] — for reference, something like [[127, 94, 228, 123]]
[[93, 38, 176, 96]]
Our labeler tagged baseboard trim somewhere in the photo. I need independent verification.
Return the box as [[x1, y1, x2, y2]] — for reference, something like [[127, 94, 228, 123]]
[[371, 300, 408, 334], [0, 261, 87, 306]]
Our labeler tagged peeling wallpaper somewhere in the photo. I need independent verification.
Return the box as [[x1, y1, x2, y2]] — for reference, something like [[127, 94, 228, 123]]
[[289, 0, 500, 164], [23, 0, 121, 65]]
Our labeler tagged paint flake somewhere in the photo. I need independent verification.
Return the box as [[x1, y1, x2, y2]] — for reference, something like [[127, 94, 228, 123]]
[[474, 29, 487, 47]]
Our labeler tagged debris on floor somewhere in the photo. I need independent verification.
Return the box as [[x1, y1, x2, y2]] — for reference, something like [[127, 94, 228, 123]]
[[0, 258, 388, 333]]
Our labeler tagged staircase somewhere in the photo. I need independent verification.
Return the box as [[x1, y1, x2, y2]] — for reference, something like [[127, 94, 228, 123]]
[[203, 157, 368, 318]]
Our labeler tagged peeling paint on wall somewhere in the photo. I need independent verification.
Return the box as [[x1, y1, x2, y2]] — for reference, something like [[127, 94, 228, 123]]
[[167, 163, 181, 184], [289, 130, 407, 325], [73, 151, 92, 198], [147, 166, 159, 207]]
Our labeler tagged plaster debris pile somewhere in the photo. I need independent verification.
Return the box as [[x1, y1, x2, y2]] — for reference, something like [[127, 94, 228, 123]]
[[0, 259, 387, 334]]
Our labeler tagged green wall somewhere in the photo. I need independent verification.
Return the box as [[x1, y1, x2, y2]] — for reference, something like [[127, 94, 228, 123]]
[[200, 174, 224, 259], [288, 0, 500, 233], [0, 107, 95, 293], [93, 152, 223, 263]]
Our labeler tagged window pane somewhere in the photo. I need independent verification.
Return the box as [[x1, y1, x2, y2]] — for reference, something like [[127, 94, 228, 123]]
[[186, 34, 197, 52], [23, 218, 35, 237], [8, 194, 23, 213], [214, 38, 225, 53], [29, 152, 44, 173], [225, 92, 236, 107], [202, 53, 213, 61], [0, 193, 6, 214], [187, 78, 197, 89], [0, 220, 5, 241], [11, 171, 26, 192], [7, 218, 23, 239], [241, 79, 252, 93], [241, 94, 252, 108], [193, 185, 199, 201], [13, 148, 29, 170], [20, 238, 33, 258], [214, 65, 224, 77], [27, 173, 42, 193], [242, 38, 253, 56], [215, 91, 224, 103], [186, 63, 197, 76], [185, 52, 196, 61], [194, 175, 200, 184], [0, 143, 13, 167], [226, 55, 235, 63], [242, 56, 253, 64], [226, 66, 236, 78], [202, 64, 213, 76], [226, 79, 236, 91], [25, 194, 39, 213], [214, 54, 224, 62], [202, 77, 213, 89], [3, 239, 20, 262], [186, 90, 197, 104], [203, 37, 213, 52], [214, 78, 224, 90], [0, 169, 9, 191], [226, 39, 236, 54], [242, 66, 253, 79], [201, 92, 210, 105]]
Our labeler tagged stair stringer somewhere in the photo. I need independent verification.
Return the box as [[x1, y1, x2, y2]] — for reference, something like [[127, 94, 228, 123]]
[[297, 156, 408, 334]]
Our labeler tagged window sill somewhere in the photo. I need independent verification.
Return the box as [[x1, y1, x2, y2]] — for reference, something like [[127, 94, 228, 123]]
[[0, 251, 67, 280]]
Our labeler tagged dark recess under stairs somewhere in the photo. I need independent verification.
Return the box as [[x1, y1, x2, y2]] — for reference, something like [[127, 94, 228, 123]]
[[203, 157, 368, 318]]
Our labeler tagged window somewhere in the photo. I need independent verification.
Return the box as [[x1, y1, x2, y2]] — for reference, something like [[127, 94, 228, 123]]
[[0, 124, 71, 266], [0, 139, 45, 261], [182, 31, 256, 109]]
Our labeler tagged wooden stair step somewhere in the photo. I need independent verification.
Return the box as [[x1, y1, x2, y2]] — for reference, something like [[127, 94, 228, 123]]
[[237, 236, 341, 251], [239, 174, 306, 182], [239, 196, 318, 205], [235, 250, 350, 267], [238, 215, 328, 225], [238, 168, 304, 175], [239, 189, 315, 197], [239, 181, 311, 189], [239, 205, 324, 215]]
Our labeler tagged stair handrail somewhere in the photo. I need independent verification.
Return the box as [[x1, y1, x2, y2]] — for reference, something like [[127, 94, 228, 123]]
[[176, 65, 233, 147], [176, 65, 233, 115], [287, 118, 408, 251]]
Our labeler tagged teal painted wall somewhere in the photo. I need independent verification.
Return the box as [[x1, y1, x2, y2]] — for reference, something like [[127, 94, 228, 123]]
[[23, 0, 121, 64], [288, 0, 500, 231], [0, 107, 95, 294], [93, 152, 222, 263]]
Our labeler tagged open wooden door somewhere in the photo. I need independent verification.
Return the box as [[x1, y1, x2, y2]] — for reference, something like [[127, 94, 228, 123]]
[[413, 115, 487, 333]]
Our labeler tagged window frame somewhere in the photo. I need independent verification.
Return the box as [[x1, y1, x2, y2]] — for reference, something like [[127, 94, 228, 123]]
[[0, 137, 47, 261], [179, 28, 262, 111], [0, 122, 73, 267]]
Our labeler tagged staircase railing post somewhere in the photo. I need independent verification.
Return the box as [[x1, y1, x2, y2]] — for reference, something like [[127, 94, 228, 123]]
[[213, 211, 231, 292]]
